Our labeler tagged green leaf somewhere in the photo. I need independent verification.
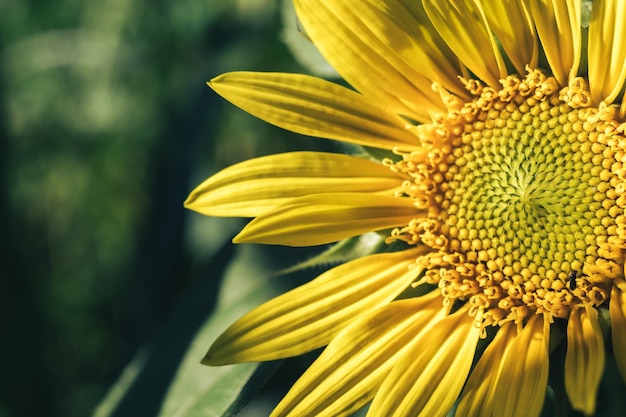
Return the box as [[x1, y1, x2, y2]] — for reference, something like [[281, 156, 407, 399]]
[[160, 359, 280, 417], [94, 244, 290, 417], [279, 0, 338, 78], [277, 233, 387, 275], [157, 275, 282, 416]]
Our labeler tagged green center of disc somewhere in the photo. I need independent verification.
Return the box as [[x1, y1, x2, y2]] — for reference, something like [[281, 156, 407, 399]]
[[394, 71, 626, 319], [443, 99, 607, 284]]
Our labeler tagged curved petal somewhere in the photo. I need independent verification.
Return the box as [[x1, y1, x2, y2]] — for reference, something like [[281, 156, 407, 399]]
[[365, 0, 468, 98], [423, 0, 506, 87], [527, 0, 581, 86], [491, 314, 550, 417], [367, 306, 480, 417], [293, 0, 444, 123], [564, 306, 605, 415], [481, 0, 538, 74], [456, 322, 517, 417], [184, 152, 406, 217], [587, 0, 626, 104], [209, 72, 420, 150], [234, 193, 419, 247], [610, 283, 626, 381], [204, 248, 430, 365], [271, 291, 447, 417]]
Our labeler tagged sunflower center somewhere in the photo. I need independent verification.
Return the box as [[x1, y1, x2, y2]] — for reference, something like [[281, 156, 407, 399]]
[[390, 70, 626, 323]]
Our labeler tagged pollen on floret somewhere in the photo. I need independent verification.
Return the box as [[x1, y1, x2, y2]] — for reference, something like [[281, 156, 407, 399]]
[[390, 69, 626, 325]]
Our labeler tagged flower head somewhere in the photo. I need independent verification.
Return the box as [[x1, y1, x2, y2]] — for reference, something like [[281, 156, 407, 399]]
[[186, 1, 626, 416]]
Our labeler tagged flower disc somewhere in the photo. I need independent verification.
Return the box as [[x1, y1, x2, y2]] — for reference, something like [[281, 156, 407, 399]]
[[392, 70, 626, 323]]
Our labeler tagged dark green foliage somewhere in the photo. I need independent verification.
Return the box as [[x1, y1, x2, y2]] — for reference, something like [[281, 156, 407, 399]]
[[0, 1, 328, 416]]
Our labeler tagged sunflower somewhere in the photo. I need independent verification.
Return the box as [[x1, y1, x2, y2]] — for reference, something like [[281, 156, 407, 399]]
[[185, 1, 626, 416]]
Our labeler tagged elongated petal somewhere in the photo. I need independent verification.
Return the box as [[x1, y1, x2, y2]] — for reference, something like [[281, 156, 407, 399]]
[[456, 322, 517, 417], [587, 0, 626, 103], [564, 306, 605, 415], [527, 0, 581, 86], [209, 72, 420, 149], [293, 0, 443, 123], [492, 314, 549, 417], [481, 0, 538, 74], [234, 193, 419, 246], [367, 306, 479, 417], [184, 152, 406, 217], [271, 292, 447, 417], [610, 283, 626, 381], [205, 249, 430, 365], [423, 0, 506, 87], [364, 0, 468, 98]]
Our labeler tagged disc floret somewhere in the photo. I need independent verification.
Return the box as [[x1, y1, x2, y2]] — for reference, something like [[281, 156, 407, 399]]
[[390, 70, 626, 324]]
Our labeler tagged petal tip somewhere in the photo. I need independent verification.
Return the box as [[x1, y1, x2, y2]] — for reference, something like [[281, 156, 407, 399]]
[[183, 195, 194, 209], [201, 353, 227, 366]]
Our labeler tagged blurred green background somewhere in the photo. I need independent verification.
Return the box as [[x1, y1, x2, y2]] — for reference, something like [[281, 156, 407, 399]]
[[0, 1, 334, 416], [4, 1, 626, 417]]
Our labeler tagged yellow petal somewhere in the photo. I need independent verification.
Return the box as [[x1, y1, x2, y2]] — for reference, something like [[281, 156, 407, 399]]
[[527, 0, 581, 86], [564, 306, 605, 415], [610, 283, 626, 381], [481, 0, 538, 74], [367, 306, 481, 417], [587, 0, 626, 103], [422, 0, 506, 87], [271, 291, 447, 417], [204, 248, 430, 365], [366, 0, 468, 98], [209, 72, 420, 149], [234, 193, 419, 247], [492, 314, 550, 417], [456, 322, 517, 417], [184, 152, 406, 217], [293, 0, 444, 123]]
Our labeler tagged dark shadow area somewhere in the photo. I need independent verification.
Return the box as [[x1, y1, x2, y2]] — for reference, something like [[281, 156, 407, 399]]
[[108, 241, 235, 417]]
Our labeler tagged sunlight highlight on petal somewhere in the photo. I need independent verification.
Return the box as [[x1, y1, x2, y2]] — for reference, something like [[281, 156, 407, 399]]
[[527, 0, 581, 86], [209, 72, 420, 149], [184, 152, 406, 217], [271, 292, 447, 417], [492, 314, 549, 417], [422, 0, 506, 87], [204, 249, 430, 365], [456, 322, 517, 417], [587, 0, 626, 103], [564, 306, 605, 415], [367, 307, 480, 417], [610, 283, 626, 381], [340, 0, 468, 100], [481, 0, 538, 75], [234, 193, 419, 246], [293, 0, 443, 123]]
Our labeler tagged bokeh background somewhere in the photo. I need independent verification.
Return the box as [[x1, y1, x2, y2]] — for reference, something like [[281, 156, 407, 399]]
[[0, 1, 335, 416], [8, 2, 626, 416]]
